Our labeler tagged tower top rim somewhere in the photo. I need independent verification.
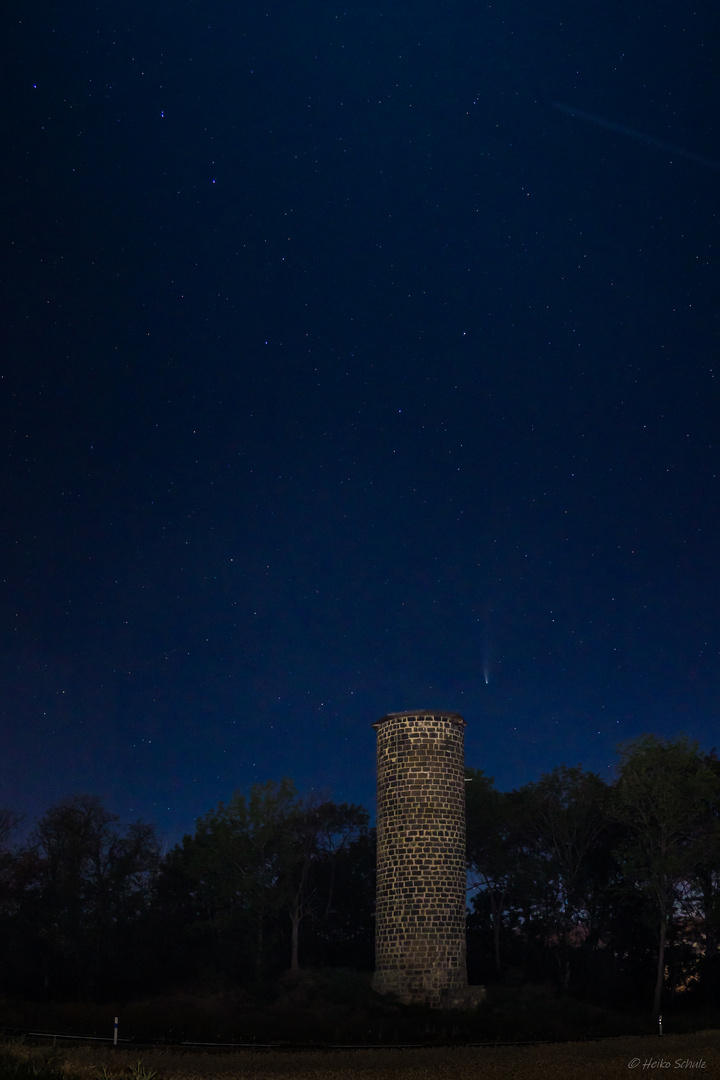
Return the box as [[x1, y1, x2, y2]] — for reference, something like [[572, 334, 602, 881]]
[[372, 710, 466, 729]]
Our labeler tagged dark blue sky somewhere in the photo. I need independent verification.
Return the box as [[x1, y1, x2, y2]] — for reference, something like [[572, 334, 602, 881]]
[[2, 1, 719, 846]]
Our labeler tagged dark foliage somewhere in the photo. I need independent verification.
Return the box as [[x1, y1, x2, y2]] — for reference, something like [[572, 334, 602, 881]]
[[0, 735, 719, 1028]]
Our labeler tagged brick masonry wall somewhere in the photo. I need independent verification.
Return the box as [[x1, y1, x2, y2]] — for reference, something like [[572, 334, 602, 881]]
[[371, 711, 469, 1007]]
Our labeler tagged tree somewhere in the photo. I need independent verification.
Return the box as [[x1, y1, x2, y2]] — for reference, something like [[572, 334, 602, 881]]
[[0, 808, 24, 993], [176, 778, 299, 979], [161, 780, 370, 980], [692, 750, 720, 999], [0, 809, 21, 849], [303, 825, 376, 970], [518, 766, 610, 992], [283, 799, 369, 972], [465, 769, 518, 978], [0, 807, 22, 913], [22, 794, 160, 998], [610, 735, 720, 1017]]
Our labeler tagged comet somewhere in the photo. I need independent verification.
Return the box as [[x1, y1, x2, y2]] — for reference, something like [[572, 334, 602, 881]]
[[552, 101, 720, 172]]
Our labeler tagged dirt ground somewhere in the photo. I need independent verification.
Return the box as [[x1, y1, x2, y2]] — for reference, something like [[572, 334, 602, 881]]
[[54, 1029, 720, 1079]]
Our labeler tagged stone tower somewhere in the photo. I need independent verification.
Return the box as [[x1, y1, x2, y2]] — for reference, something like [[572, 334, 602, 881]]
[[372, 710, 484, 1008]]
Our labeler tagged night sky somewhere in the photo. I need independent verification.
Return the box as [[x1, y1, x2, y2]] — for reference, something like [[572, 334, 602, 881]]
[[2, 1, 719, 846]]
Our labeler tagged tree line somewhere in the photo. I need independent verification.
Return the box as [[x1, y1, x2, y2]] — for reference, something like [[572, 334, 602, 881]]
[[0, 734, 718, 1016], [466, 735, 720, 1016], [0, 779, 374, 1003]]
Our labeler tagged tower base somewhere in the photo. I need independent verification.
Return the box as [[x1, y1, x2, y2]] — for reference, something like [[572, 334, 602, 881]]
[[372, 970, 486, 1010], [439, 985, 487, 1010]]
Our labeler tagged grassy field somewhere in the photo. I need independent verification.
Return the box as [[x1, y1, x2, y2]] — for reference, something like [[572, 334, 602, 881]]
[[0, 974, 687, 1046], [4, 975, 720, 1078], [5, 1032, 720, 1080]]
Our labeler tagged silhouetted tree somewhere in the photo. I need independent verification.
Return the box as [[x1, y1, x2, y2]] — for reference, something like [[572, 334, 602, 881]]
[[158, 780, 371, 982], [610, 735, 720, 1017], [19, 795, 159, 999], [0, 809, 24, 993], [689, 749, 720, 999], [0, 809, 20, 848], [465, 769, 520, 978], [518, 765, 610, 992], [169, 779, 298, 979], [305, 825, 376, 969], [285, 800, 369, 971]]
